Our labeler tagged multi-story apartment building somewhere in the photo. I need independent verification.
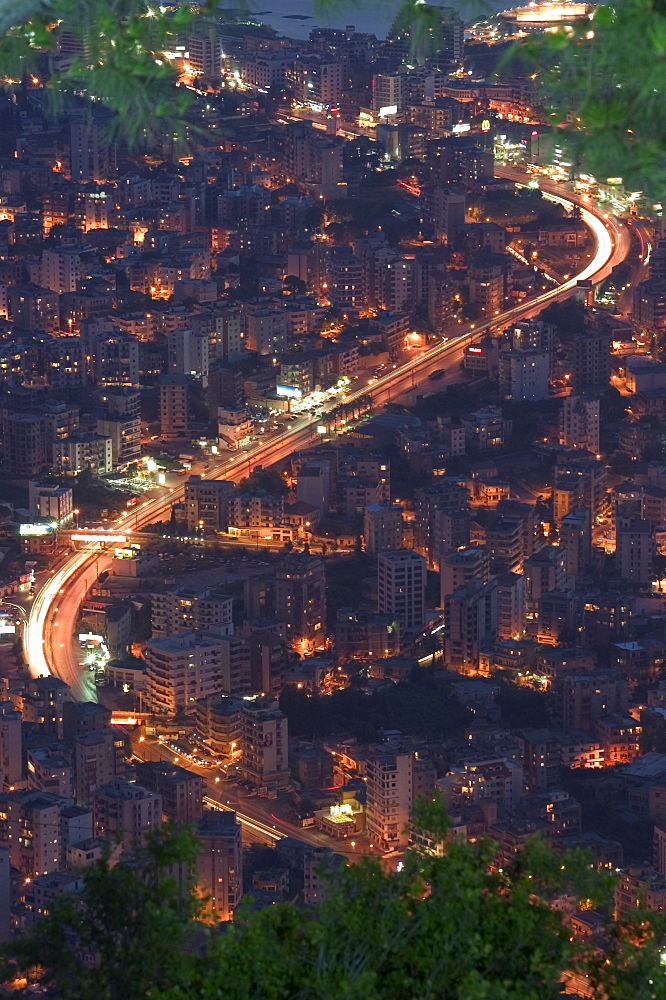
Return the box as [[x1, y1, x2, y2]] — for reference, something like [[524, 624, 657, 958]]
[[134, 761, 203, 826], [144, 630, 249, 714], [275, 554, 326, 649], [158, 374, 189, 440], [93, 779, 162, 851], [238, 697, 289, 792], [149, 586, 233, 638], [227, 491, 284, 530], [363, 501, 403, 556], [196, 810, 243, 922], [444, 577, 498, 672], [365, 750, 413, 852], [377, 549, 427, 630], [560, 394, 600, 453], [185, 475, 235, 533]]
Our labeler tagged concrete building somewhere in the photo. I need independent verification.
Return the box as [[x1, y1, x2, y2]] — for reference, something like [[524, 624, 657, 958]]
[[560, 395, 600, 453], [243, 302, 288, 356], [425, 184, 466, 244], [149, 586, 233, 638], [188, 31, 223, 80], [296, 462, 331, 513], [22, 677, 72, 738], [499, 348, 550, 401], [4, 413, 47, 477], [84, 328, 140, 387], [40, 246, 86, 294], [372, 71, 405, 115], [158, 374, 189, 440], [27, 747, 73, 799], [442, 757, 524, 810], [444, 577, 498, 672], [22, 871, 84, 926], [572, 328, 610, 393], [559, 508, 592, 585], [193, 696, 243, 756], [524, 545, 567, 631], [468, 248, 511, 316], [185, 475, 235, 533], [54, 432, 113, 476], [377, 549, 427, 630], [28, 480, 74, 524], [70, 120, 116, 183], [440, 547, 489, 605], [144, 629, 249, 714], [168, 327, 210, 379], [0, 790, 69, 877], [134, 761, 203, 825], [95, 414, 141, 465], [364, 501, 403, 556], [615, 867, 666, 918], [73, 728, 120, 809], [227, 491, 284, 530], [275, 554, 326, 650], [616, 518, 656, 585], [366, 750, 413, 852], [0, 847, 8, 940], [496, 571, 526, 641], [195, 810, 243, 922], [0, 701, 21, 786], [239, 696, 289, 792], [94, 779, 162, 850]]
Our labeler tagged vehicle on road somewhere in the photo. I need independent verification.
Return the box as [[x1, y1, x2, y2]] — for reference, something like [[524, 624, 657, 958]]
[[428, 368, 446, 380]]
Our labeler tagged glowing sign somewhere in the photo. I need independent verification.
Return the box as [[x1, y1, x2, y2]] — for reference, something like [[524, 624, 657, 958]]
[[20, 523, 55, 536], [72, 533, 128, 543], [317, 425, 328, 434], [276, 385, 303, 400], [481, 119, 491, 131], [378, 105, 397, 117], [452, 123, 471, 133]]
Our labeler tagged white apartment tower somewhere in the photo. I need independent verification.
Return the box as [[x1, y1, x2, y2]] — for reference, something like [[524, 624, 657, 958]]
[[366, 750, 413, 852]]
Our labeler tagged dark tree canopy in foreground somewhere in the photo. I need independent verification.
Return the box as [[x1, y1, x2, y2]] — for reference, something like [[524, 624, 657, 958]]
[[3, 803, 666, 1000]]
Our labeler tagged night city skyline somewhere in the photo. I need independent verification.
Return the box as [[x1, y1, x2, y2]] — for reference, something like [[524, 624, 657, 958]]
[[0, 0, 665, 995]]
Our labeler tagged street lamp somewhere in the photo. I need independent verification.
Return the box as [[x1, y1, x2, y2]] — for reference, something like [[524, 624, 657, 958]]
[[73, 508, 80, 529]]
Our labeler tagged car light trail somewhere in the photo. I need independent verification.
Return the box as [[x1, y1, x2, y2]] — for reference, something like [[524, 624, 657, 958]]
[[25, 178, 626, 698]]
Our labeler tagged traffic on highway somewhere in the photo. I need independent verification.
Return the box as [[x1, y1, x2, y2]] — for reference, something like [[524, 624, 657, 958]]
[[24, 175, 628, 708]]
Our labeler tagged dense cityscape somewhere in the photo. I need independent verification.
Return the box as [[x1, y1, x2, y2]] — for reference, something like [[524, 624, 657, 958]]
[[0, 0, 664, 992]]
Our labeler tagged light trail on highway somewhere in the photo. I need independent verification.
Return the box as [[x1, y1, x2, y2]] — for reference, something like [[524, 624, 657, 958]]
[[203, 795, 282, 844], [25, 175, 628, 699]]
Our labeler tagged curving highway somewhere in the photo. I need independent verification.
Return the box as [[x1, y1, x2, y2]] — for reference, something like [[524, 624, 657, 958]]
[[24, 176, 629, 701]]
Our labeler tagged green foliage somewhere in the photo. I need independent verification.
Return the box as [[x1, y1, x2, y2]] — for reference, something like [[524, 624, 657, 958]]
[[237, 467, 289, 496], [495, 677, 550, 728], [280, 673, 472, 741], [7, 812, 666, 1000], [3, 825, 202, 1000], [518, 0, 666, 196], [0, 0, 219, 149]]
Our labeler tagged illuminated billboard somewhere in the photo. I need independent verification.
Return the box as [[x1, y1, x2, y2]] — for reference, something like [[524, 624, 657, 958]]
[[72, 533, 127, 543], [276, 385, 303, 400], [378, 105, 397, 118], [19, 523, 55, 536]]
